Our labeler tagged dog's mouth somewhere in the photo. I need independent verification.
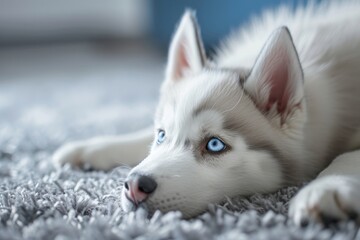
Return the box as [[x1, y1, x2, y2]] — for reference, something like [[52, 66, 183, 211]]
[[122, 192, 151, 213], [124, 193, 137, 207]]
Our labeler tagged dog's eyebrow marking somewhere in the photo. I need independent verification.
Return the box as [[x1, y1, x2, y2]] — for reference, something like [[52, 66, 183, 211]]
[[184, 139, 191, 148], [223, 117, 246, 133], [193, 102, 210, 118]]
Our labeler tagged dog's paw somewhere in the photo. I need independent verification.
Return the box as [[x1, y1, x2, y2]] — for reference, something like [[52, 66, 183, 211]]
[[52, 142, 86, 168], [52, 140, 118, 170], [289, 176, 360, 226]]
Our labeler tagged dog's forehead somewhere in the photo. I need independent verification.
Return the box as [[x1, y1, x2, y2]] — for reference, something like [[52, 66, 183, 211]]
[[185, 70, 239, 102], [156, 69, 251, 131]]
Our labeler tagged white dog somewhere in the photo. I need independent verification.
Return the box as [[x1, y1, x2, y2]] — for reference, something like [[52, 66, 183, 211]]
[[53, 1, 360, 226]]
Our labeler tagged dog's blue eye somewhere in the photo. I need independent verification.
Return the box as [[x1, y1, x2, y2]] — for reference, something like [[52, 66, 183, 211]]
[[206, 137, 226, 153], [157, 130, 166, 144]]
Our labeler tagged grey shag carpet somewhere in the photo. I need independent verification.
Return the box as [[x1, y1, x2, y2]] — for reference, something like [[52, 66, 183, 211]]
[[0, 44, 360, 240]]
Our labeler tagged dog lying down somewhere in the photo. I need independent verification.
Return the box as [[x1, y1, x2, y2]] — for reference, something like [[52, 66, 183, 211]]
[[53, 1, 360, 226]]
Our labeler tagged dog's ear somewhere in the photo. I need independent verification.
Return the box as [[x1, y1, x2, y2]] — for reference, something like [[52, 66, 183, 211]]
[[165, 10, 206, 81], [244, 27, 303, 122]]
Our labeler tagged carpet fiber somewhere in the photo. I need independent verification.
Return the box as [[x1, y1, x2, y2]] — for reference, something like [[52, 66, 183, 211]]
[[0, 44, 359, 240]]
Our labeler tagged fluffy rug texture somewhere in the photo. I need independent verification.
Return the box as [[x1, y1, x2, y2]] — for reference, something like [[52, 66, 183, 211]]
[[0, 44, 360, 240]]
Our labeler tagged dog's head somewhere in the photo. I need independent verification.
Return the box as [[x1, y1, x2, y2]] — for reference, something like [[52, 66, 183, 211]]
[[122, 11, 306, 217]]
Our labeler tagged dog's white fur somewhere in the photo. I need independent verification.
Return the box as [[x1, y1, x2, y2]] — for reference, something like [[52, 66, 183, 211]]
[[53, 1, 360, 225]]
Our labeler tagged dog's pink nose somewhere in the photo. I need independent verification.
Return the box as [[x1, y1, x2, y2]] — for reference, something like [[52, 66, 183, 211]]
[[124, 174, 157, 205]]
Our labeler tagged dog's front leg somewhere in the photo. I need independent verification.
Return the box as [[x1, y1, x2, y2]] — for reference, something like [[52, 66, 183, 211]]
[[289, 150, 360, 226], [52, 127, 153, 170]]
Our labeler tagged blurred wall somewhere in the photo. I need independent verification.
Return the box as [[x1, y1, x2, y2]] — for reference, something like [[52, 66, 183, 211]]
[[0, 0, 150, 44]]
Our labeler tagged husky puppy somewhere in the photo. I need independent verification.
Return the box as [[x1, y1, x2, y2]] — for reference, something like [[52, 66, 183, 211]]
[[53, 1, 360, 225]]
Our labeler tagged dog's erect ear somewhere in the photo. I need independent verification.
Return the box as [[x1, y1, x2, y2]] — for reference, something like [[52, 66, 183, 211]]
[[165, 10, 206, 81], [244, 27, 303, 121]]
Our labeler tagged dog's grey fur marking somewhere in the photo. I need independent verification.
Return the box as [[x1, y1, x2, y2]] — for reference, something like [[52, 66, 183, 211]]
[[223, 116, 291, 185], [184, 139, 191, 148], [192, 102, 209, 119]]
